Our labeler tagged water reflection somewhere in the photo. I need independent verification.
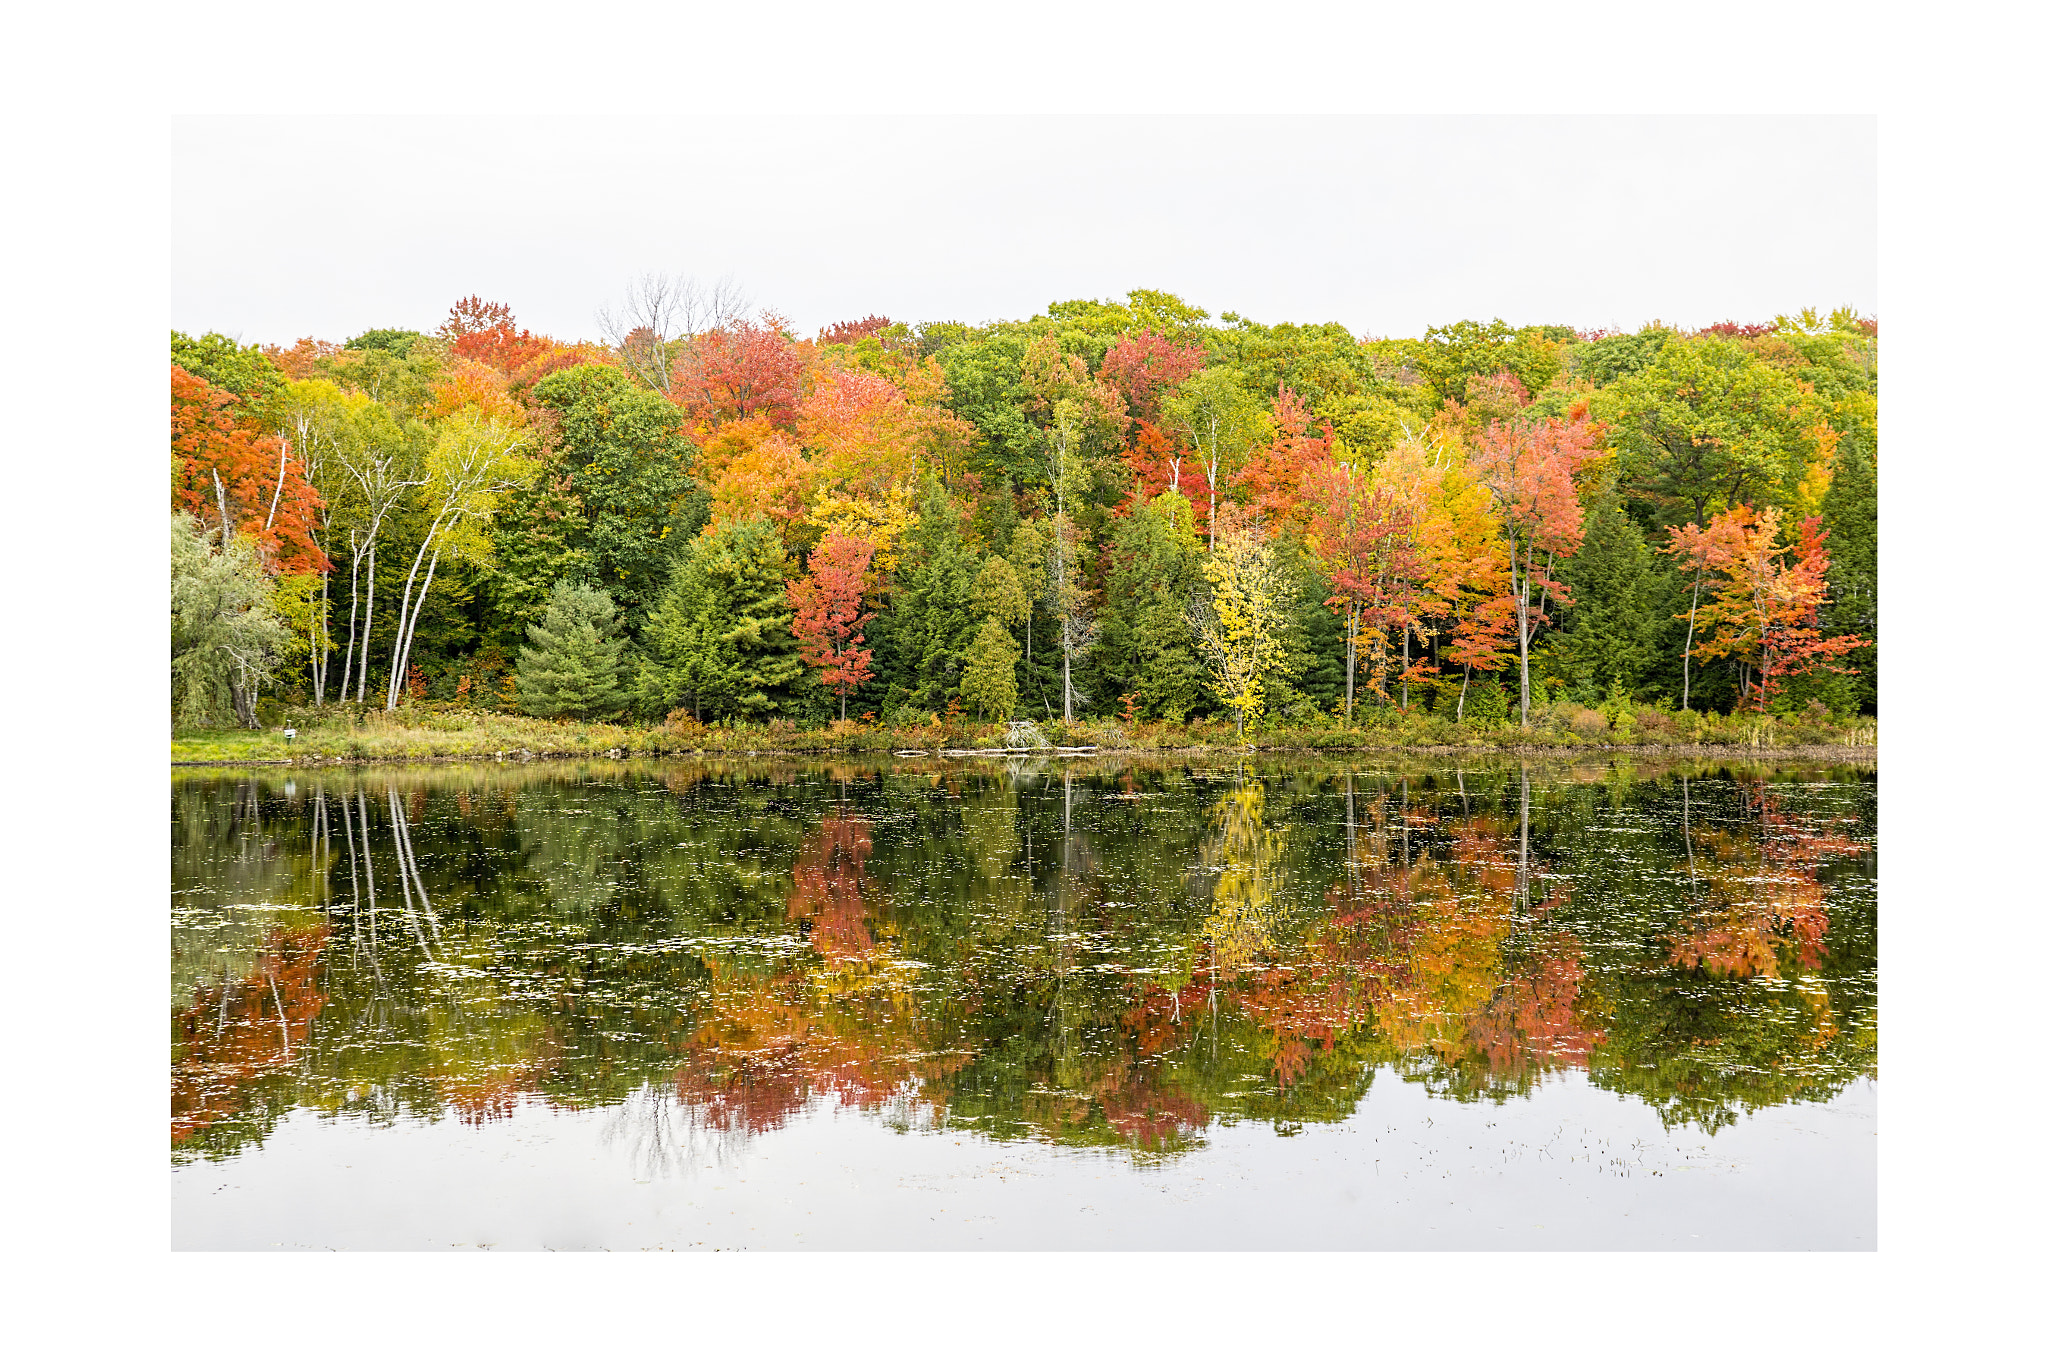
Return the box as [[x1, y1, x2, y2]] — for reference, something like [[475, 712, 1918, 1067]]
[[171, 757, 1875, 1166]]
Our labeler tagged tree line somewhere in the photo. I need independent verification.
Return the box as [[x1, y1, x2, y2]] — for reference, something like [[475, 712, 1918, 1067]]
[[169, 285, 1876, 731]]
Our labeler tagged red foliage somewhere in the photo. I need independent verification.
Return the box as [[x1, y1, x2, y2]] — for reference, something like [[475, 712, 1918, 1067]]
[[1099, 329, 1206, 425], [816, 315, 897, 347], [1700, 320, 1776, 340], [1235, 385, 1334, 529], [171, 365, 329, 574], [1117, 420, 1211, 531], [439, 295, 556, 376], [787, 531, 878, 715], [672, 316, 809, 432], [1665, 505, 1866, 710], [171, 923, 331, 1145]]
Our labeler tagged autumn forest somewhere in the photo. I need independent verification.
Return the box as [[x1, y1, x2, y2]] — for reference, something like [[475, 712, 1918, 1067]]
[[169, 287, 1877, 745]]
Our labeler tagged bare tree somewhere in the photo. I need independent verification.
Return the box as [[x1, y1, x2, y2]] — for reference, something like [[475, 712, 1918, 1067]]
[[596, 272, 750, 395]]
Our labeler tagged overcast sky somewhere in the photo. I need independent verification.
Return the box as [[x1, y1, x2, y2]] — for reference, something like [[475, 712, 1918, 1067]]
[[173, 115, 1876, 346]]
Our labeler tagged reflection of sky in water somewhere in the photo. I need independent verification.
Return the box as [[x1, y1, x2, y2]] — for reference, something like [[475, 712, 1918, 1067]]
[[170, 757, 1875, 1249]]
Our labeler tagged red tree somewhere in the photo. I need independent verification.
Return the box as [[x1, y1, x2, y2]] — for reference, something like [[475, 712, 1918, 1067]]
[[1100, 329, 1206, 425], [1666, 505, 1865, 711], [171, 365, 327, 574], [1236, 385, 1334, 531], [1118, 420, 1211, 533], [672, 316, 808, 432], [786, 530, 877, 719], [1302, 458, 1425, 717], [1472, 413, 1598, 726], [440, 295, 554, 376]]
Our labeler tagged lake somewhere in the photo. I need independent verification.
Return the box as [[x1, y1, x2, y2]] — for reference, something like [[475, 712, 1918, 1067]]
[[171, 754, 1875, 1250]]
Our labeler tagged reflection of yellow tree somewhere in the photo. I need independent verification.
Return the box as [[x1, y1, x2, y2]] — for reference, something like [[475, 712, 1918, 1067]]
[[1196, 780, 1286, 973]]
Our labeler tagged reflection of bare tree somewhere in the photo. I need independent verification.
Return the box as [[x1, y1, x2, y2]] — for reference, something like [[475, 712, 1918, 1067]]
[[601, 1084, 753, 1180]]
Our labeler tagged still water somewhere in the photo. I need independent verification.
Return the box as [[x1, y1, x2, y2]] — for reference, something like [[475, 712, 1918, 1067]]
[[171, 755, 1875, 1250]]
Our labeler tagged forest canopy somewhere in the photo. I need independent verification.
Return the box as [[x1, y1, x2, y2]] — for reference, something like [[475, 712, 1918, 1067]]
[[168, 290, 1876, 731]]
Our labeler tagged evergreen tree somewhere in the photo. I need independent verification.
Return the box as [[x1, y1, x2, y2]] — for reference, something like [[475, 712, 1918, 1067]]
[[961, 618, 1021, 721], [1085, 491, 1210, 721], [642, 516, 803, 721], [1821, 433, 1877, 713], [516, 580, 629, 718], [1547, 495, 1664, 702], [883, 480, 980, 713]]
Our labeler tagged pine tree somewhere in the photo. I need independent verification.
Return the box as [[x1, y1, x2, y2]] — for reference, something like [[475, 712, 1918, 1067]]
[[1085, 491, 1211, 721], [642, 516, 802, 721], [516, 580, 629, 718], [884, 480, 980, 713], [961, 618, 1021, 721], [1547, 495, 1663, 701]]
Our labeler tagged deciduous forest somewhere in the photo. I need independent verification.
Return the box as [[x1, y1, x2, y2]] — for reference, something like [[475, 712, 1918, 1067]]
[[169, 286, 1876, 747]]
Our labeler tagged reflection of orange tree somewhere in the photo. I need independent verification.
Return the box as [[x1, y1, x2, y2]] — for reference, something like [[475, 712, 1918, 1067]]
[[171, 922, 330, 1147], [1332, 816, 1604, 1097], [669, 811, 963, 1136], [1669, 782, 1856, 986]]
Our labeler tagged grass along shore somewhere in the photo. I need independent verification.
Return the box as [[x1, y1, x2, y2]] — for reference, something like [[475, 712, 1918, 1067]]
[[172, 701, 1876, 765]]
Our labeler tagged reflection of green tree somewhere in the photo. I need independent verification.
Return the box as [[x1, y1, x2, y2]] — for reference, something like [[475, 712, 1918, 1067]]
[[168, 757, 1877, 1163]]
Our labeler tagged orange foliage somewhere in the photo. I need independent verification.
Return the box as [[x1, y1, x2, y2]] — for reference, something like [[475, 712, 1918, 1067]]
[[170, 923, 331, 1145], [171, 365, 329, 574]]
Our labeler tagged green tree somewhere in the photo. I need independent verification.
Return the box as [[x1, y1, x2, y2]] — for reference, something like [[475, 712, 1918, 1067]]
[[1593, 335, 1822, 529], [530, 364, 700, 634], [1544, 494, 1665, 701], [961, 618, 1022, 721], [1163, 367, 1266, 550], [516, 581, 628, 719], [171, 331, 284, 413], [642, 516, 803, 721], [881, 480, 981, 713], [1088, 491, 1210, 721], [171, 513, 290, 729], [1408, 319, 1564, 405], [1819, 433, 1876, 713]]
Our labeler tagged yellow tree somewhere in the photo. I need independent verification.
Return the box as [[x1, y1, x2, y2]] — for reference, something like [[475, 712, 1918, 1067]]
[[382, 412, 535, 709], [1193, 509, 1287, 737]]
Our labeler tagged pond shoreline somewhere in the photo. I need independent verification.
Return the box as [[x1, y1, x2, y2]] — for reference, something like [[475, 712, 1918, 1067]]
[[172, 741, 1878, 768]]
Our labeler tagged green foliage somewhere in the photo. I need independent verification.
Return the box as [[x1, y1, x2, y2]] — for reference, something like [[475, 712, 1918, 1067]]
[[880, 480, 981, 711], [171, 331, 283, 410], [1545, 494, 1667, 701], [529, 364, 700, 632], [641, 516, 803, 721], [961, 617, 1022, 721], [515, 581, 629, 719], [1086, 492, 1211, 721], [1464, 675, 1511, 724], [1593, 335, 1819, 529], [344, 328, 426, 356], [1408, 319, 1564, 404], [1820, 434, 1877, 714], [171, 513, 291, 729]]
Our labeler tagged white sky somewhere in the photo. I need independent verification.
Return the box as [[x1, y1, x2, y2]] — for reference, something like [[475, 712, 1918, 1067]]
[[172, 115, 1876, 347]]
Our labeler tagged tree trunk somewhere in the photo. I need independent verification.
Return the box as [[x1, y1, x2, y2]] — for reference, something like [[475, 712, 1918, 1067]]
[[1682, 560, 1703, 711], [388, 534, 446, 711], [1457, 663, 1470, 722], [212, 468, 232, 546], [265, 440, 289, 532], [1344, 603, 1358, 722], [1511, 537, 1531, 729], [355, 540, 377, 702]]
